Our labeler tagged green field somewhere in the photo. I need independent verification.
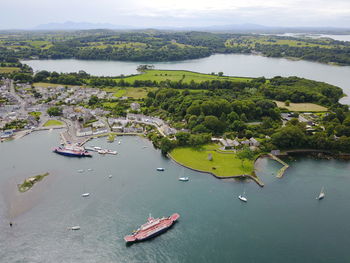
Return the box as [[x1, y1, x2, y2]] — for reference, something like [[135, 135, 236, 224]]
[[275, 101, 328, 112], [33, 82, 81, 88], [104, 87, 158, 99], [170, 144, 255, 178], [121, 70, 252, 84], [225, 36, 337, 49], [43, 120, 64, 127], [0, 67, 20, 73]]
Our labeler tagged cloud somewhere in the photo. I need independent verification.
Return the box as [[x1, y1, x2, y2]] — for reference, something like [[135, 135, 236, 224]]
[[0, 0, 350, 28]]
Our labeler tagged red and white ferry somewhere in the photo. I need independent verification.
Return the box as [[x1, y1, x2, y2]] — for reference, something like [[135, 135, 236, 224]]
[[124, 213, 180, 243]]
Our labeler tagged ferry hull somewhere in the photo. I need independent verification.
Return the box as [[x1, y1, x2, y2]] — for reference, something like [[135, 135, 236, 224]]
[[124, 213, 179, 243], [53, 149, 92, 157]]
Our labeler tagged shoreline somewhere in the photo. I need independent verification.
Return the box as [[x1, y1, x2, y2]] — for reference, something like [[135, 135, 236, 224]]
[[168, 152, 265, 187]]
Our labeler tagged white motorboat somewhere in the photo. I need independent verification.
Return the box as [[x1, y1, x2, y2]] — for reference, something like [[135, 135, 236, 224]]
[[77, 169, 84, 173], [82, 193, 90, 197], [106, 150, 117, 155], [179, 177, 189, 181], [108, 174, 113, 178], [70, 226, 80, 230], [157, 168, 165, 171], [87, 168, 93, 171]]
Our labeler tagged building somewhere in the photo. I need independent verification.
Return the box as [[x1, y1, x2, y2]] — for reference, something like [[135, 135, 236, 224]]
[[130, 102, 141, 111], [76, 127, 93, 137]]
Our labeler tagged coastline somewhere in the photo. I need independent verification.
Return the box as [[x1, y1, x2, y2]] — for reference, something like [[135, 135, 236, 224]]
[[168, 152, 265, 187]]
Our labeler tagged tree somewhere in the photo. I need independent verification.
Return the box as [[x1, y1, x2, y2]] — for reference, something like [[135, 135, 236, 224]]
[[203, 115, 225, 134], [47, 106, 62, 116], [271, 126, 306, 149], [237, 146, 255, 168], [159, 137, 176, 155], [285, 100, 291, 106], [175, 132, 190, 146], [88, 96, 99, 106], [218, 72, 224, 76]]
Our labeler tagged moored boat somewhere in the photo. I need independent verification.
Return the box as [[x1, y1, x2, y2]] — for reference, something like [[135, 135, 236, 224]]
[[70, 226, 80, 230], [238, 191, 248, 202], [124, 213, 180, 243], [53, 146, 92, 157], [317, 186, 325, 200], [157, 168, 165, 171], [82, 193, 90, 197], [179, 177, 189, 181]]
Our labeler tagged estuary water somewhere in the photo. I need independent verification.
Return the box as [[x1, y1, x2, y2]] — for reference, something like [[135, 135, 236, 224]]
[[1, 131, 350, 262], [22, 54, 350, 104]]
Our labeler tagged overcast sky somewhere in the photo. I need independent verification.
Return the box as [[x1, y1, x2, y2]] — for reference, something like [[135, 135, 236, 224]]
[[1, 0, 350, 29]]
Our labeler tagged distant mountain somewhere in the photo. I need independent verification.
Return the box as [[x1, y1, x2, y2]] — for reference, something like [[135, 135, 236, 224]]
[[34, 21, 135, 30], [33, 21, 350, 34]]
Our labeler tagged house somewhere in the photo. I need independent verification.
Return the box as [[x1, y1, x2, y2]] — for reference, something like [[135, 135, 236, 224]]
[[92, 120, 106, 129], [249, 137, 260, 147], [93, 128, 108, 135], [76, 127, 93, 137], [271, 150, 281, 156], [130, 102, 141, 111], [0, 129, 14, 138]]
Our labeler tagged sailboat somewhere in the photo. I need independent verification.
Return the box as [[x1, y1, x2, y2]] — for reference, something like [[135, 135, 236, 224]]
[[178, 167, 189, 181], [238, 191, 248, 202], [317, 187, 325, 200]]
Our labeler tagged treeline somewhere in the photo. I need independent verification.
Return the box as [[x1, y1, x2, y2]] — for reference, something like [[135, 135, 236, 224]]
[[7, 70, 342, 108], [2, 31, 350, 64], [254, 44, 350, 65]]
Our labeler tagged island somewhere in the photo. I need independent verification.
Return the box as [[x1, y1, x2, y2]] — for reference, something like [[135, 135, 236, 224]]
[[18, 172, 49, 193]]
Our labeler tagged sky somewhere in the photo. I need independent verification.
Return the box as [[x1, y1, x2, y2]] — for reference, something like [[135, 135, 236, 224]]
[[1, 0, 350, 29]]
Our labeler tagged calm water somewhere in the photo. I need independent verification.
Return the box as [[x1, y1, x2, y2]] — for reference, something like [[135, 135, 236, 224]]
[[22, 54, 350, 104], [1, 131, 350, 262], [277, 33, 350, 42]]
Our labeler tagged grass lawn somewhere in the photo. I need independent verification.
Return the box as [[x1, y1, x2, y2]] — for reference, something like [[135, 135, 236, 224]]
[[121, 70, 252, 84], [0, 67, 20, 73], [170, 144, 255, 177], [275, 101, 328, 112], [43, 120, 64, 127], [105, 87, 158, 99], [29, 111, 42, 118], [33, 82, 81, 88]]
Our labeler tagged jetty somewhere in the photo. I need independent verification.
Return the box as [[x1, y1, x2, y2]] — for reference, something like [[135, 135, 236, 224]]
[[268, 154, 289, 178]]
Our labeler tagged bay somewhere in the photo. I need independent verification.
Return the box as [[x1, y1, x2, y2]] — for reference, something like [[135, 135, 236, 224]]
[[1, 131, 350, 262]]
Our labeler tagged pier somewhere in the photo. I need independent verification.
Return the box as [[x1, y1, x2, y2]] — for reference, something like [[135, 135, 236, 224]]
[[268, 154, 289, 178]]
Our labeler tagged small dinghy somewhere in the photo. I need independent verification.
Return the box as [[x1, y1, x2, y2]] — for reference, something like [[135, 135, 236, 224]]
[[108, 174, 113, 178], [70, 226, 80, 230], [179, 177, 189, 182], [317, 187, 325, 200], [157, 168, 165, 171], [82, 193, 90, 197], [77, 169, 84, 173], [87, 168, 93, 171]]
